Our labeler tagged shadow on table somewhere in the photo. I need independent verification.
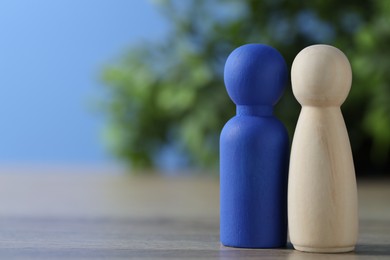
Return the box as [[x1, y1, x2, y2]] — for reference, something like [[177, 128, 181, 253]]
[[285, 244, 390, 260], [218, 243, 390, 259], [355, 244, 390, 256], [218, 243, 293, 259]]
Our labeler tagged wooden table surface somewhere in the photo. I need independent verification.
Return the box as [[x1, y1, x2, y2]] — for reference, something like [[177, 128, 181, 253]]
[[0, 169, 389, 259]]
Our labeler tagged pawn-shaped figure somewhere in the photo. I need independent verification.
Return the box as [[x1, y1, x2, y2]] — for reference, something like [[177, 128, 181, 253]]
[[220, 44, 289, 248], [288, 45, 358, 253]]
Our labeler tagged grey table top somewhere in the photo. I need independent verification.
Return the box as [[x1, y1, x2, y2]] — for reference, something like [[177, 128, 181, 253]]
[[0, 169, 389, 259]]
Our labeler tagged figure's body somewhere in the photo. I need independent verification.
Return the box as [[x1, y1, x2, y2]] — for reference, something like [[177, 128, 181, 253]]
[[221, 114, 289, 248], [288, 45, 358, 253], [220, 44, 289, 248]]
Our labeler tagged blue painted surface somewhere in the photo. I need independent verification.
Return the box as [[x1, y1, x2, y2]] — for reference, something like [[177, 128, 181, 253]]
[[220, 44, 289, 248]]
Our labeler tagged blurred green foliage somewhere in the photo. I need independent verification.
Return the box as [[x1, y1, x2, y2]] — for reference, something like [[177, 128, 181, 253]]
[[102, 0, 390, 174]]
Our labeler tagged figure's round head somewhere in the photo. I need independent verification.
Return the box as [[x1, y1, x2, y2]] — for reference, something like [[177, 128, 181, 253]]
[[224, 44, 288, 106], [291, 44, 352, 106]]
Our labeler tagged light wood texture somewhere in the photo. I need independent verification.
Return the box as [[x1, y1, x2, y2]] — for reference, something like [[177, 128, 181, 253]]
[[289, 45, 358, 252], [0, 170, 389, 259], [291, 44, 352, 107]]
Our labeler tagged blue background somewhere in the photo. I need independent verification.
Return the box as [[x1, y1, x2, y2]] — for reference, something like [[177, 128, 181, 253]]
[[0, 1, 167, 165]]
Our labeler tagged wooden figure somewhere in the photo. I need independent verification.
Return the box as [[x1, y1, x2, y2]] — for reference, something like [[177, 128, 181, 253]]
[[220, 44, 289, 248], [288, 44, 358, 253]]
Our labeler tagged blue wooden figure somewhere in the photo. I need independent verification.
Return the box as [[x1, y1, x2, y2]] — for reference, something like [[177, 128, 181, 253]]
[[220, 44, 289, 248]]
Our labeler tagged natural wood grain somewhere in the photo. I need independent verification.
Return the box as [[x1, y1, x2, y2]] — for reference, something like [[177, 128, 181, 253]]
[[289, 45, 358, 252], [0, 171, 388, 259]]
